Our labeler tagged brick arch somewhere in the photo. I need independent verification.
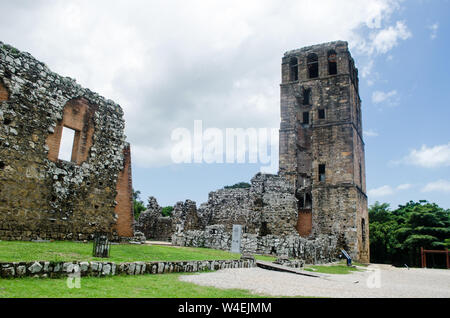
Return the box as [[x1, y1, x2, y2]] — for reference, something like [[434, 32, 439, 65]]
[[46, 98, 96, 164], [0, 78, 9, 101]]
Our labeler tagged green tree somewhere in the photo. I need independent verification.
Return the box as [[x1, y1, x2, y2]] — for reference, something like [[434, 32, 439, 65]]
[[133, 189, 146, 221], [369, 200, 450, 267]]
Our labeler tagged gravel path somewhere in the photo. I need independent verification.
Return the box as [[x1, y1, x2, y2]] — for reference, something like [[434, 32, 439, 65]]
[[179, 264, 450, 298]]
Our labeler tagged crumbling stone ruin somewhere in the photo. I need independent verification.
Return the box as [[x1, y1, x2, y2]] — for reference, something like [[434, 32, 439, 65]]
[[172, 173, 339, 263], [141, 41, 370, 263], [136, 197, 202, 241], [1, 39, 368, 264], [136, 196, 174, 241], [197, 173, 297, 236], [278, 41, 369, 262], [0, 42, 134, 241]]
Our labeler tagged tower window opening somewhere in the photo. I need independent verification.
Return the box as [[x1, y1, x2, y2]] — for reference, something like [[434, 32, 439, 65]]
[[302, 112, 309, 124], [289, 57, 298, 81], [318, 108, 325, 119], [318, 164, 326, 182], [328, 50, 337, 75], [305, 193, 312, 208], [303, 88, 311, 105], [260, 222, 270, 236], [362, 218, 366, 244], [298, 196, 304, 209], [307, 53, 319, 78]]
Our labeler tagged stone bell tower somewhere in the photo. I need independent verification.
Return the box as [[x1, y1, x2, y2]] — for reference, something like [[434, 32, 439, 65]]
[[279, 41, 369, 263]]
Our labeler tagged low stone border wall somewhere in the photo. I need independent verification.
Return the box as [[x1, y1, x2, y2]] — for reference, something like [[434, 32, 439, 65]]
[[0, 258, 255, 279], [173, 226, 339, 264]]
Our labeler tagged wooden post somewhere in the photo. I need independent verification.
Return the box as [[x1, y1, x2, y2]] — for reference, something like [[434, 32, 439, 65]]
[[446, 248, 449, 269], [420, 247, 423, 268], [421, 247, 425, 268]]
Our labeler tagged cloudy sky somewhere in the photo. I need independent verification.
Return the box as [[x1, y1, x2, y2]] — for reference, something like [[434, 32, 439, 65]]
[[1, 0, 449, 209]]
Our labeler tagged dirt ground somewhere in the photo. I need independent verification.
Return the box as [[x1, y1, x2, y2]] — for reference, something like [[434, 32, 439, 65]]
[[179, 264, 450, 298]]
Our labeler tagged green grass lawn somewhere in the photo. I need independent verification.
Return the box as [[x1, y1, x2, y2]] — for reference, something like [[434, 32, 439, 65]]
[[0, 273, 267, 298], [0, 241, 277, 298], [0, 240, 275, 263], [303, 262, 362, 274]]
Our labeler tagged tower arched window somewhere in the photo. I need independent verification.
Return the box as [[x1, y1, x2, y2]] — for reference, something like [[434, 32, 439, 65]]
[[361, 218, 366, 244], [328, 50, 337, 75], [302, 87, 311, 105], [289, 57, 298, 81], [307, 53, 318, 79]]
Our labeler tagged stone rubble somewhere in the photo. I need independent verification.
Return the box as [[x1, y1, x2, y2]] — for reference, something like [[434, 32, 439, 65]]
[[0, 258, 255, 279]]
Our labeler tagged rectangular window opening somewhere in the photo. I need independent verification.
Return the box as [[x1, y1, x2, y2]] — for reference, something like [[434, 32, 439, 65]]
[[305, 193, 312, 208], [362, 218, 366, 244], [291, 66, 298, 81], [329, 63, 337, 75], [318, 164, 326, 182], [289, 57, 298, 81], [318, 108, 325, 119], [303, 88, 311, 105], [298, 196, 304, 209], [302, 112, 309, 124], [58, 126, 76, 162]]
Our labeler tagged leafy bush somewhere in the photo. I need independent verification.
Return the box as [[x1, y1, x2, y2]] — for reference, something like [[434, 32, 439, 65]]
[[224, 182, 251, 189], [161, 206, 174, 217]]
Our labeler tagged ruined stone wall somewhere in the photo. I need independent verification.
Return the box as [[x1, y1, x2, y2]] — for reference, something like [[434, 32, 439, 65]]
[[114, 143, 134, 237], [0, 79, 9, 101], [198, 173, 298, 236], [356, 190, 370, 262], [136, 197, 174, 241], [138, 174, 299, 243], [170, 173, 343, 264], [0, 42, 133, 240], [172, 199, 202, 233], [0, 258, 256, 279], [173, 225, 338, 264]]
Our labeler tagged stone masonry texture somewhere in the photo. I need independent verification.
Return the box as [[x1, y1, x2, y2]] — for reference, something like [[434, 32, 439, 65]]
[[136, 196, 174, 241], [167, 41, 370, 263], [279, 41, 369, 262], [0, 258, 255, 279], [0, 42, 134, 241], [170, 173, 341, 262]]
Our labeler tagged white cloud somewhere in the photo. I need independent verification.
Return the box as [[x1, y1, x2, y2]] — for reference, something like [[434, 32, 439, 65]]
[[131, 144, 174, 168], [400, 143, 450, 168], [422, 180, 450, 193], [396, 183, 412, 191], [371, 21, 412, 54], [0, 0, 409, 167], [368, 185, 395, 197], [428, 22, 439, 40], [368, 183, 413, 197], [360, 60, 374, 78], [363, 129, 379, 137], [351, 17, 411, 80], [372, 90, 398, 105]]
